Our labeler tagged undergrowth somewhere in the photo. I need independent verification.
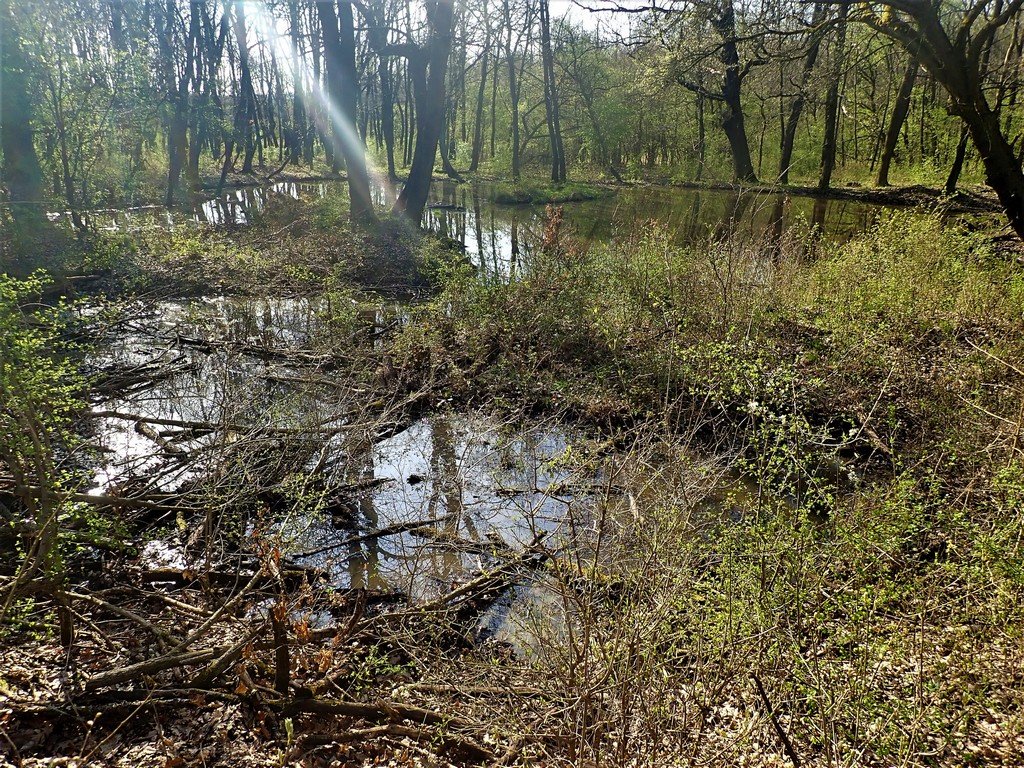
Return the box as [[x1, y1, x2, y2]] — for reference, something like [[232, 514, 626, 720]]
[[389, 209, 1024, 765]]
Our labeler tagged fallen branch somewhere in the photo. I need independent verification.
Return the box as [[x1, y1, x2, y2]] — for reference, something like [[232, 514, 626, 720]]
[[293, 514, 454, 559], [85, 647, 220, 690], [279, 696, 498, 759]]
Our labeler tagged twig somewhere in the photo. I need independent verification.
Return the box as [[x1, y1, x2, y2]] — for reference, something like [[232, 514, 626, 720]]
[[752, 674, 801, 768]]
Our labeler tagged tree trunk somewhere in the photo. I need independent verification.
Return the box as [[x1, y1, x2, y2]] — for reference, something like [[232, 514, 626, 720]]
[[166, 108, 189, 207], [161, 0, 197, 207], [317, 0, 375, 224], [876, 57, 917, 186], [184, 0, 203, 192], [289, 0, 307, 165], [779, 2, 826, 184], [945, 126, 969, 194], [501, 0, 521, 180], [232, 0, 258, 174], [818, 4, 848, 192], [695, 94, 706, 181], [0, 0, 45, 221], [489, 49, 499, 159], [539, 0, 565, 182], [379, 57, 398, 181], [394, 0, 455, 224], [469, 47, 490, 172], [887, 2, 1024, 238], [713, 1, 757, 183], [958, 100, 1024, 237]]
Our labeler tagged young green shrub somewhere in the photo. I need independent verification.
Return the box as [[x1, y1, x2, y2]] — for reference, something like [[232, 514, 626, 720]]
[[799, 210, 1024, 340], [0, 273, 86, 601]]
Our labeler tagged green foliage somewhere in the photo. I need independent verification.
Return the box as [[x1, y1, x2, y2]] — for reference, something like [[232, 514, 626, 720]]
[[797, 210, 1024, 340], [491, 181, 614, 205], [0, 273, 86, 577]]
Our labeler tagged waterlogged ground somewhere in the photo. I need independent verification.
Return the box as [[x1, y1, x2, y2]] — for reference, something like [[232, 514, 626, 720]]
[[53, 179, 900, 277], [84, 296, 667, 643], [71, 177, 882, 640]]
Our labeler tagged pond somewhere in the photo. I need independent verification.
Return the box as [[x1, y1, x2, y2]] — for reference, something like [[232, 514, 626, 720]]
[[56, 179, 895, 276], [421, 180, 887, 276], [74, 178, 875, 642]]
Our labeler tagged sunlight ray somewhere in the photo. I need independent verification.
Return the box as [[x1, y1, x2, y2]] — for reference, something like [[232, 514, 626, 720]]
[[245, 0, 401, 208]]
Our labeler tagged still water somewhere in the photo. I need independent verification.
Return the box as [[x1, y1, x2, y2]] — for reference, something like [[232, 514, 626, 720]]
[[86, 293, 736, 645], [58, 179, 892, 275]]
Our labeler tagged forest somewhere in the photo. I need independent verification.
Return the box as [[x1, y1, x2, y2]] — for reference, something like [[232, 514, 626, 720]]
[[2, 0, 1024, 766]]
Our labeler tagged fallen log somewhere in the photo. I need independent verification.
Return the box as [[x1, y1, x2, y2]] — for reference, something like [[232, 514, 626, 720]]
[[84, 647, 220, 690], [140, 565, 321, 591]]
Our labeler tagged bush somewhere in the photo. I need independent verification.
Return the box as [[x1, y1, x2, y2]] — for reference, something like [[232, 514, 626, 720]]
[[0, 273, 85, 581], [796, 210, 1024, 339]]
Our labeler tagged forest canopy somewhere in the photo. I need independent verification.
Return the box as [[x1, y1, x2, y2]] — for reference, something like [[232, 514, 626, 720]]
[[3, 0, 1024, 235]]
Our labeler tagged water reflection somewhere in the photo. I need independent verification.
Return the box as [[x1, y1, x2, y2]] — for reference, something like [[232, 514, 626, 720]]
[[90, 293, 789, 642], [52, 180, 893, 277], [419, 183, 888, 278], [347, 432, 385, 591]]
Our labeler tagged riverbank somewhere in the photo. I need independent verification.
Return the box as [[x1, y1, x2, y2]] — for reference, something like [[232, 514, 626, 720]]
[[666, 177, 1005, 215]]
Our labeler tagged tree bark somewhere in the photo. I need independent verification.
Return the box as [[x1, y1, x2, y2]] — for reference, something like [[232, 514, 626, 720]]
[[317, 0, 375, 225]]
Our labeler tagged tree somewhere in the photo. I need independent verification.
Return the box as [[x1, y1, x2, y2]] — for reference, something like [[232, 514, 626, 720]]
[[839, 0, 1024, 237], [779, 2, 827, 184], [539, 0, 566, 182], [468, 0, 493, 173], [383, 0, 456, 223], [0, 0, 45, 222], [500, 0, 528, 179], [560, 26, 622, 180], [672, 0, 759, 183], [231, 0, 259, 174], [364, 0, 400, 182], [818, 2, 848, 191], [876, 56, 918, 186], [289, 0, 309, 165], [317, 0, 375, 224]]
